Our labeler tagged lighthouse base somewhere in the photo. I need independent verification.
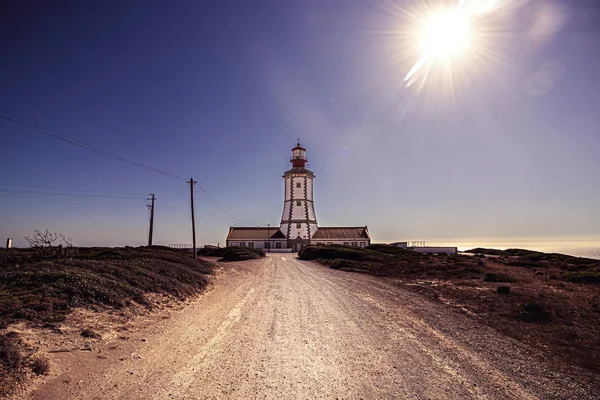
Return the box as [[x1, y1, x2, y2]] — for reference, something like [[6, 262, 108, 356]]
[[287, 237, 311, 252]]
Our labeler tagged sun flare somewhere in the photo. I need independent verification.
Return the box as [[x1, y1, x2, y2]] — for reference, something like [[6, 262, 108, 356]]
[[391, 0, 512, 95], [420, 9, 472, 58]]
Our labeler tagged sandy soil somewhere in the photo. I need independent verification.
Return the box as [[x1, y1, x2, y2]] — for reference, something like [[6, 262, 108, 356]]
[[20, 254, 598, 399]]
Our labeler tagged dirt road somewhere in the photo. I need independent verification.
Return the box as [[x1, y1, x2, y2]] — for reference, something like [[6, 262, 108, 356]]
[[27, 254, 597, 399]]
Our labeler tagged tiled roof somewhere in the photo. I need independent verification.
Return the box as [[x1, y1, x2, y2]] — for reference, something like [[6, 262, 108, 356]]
[[312, 227, 370, 240], [226, 227, 286, 240]]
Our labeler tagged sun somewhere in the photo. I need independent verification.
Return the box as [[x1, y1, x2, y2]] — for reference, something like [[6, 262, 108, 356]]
[[404, 3, 479, 86], [420, 8, 472, 58]]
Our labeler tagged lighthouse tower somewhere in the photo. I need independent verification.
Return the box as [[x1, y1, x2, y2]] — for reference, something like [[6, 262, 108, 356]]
[[280, 142, 318, 250]]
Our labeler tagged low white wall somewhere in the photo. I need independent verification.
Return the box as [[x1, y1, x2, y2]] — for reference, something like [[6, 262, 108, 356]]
[[266, 248, 294, 253]]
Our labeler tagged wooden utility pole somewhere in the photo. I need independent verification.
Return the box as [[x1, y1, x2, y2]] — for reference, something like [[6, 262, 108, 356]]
[[147, 194, 155, 246], [187, 178, 197, 259]]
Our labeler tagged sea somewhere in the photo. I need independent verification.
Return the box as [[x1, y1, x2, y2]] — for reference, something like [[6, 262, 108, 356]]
[[434, 241, 600, 260]]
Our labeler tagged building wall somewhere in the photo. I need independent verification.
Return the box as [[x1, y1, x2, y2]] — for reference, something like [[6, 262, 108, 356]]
[[227, 239, 288, 249], [312, 239, 370, 247]]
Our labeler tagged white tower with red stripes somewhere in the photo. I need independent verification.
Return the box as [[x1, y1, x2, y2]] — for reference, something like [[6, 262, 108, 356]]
[[280, 142, 318, 250]]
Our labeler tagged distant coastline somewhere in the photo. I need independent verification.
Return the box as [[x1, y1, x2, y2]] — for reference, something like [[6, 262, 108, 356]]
[[433, 242, 600, 260]]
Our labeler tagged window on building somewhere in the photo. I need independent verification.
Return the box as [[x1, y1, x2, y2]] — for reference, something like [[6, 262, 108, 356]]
[[343, 242, 349, 246], [264, 242, 269, 248], [327, 242, 333, 245], [296, 223, 301, 228], [248, 242, 254, 248], [359, 242, 366, 247], [296, 182, 301, 188], [276, 242, 281, 248], [240, 242, 245, 247], [296, 200, 301, 206], [351, 242, 357, 247]]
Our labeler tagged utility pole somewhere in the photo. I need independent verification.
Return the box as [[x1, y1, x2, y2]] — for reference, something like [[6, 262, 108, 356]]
[[187, 178, 197, 259], [147, 194, 155, 246]]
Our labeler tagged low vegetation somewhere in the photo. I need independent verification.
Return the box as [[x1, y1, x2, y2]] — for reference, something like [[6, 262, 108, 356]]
[[300, 244, 600, 372], [0, 332, 24, 397], [0, 246, 213, 328], [0, 245, 214, 396], [198, 246, 265, 262], [299, 244, 480, 278], [484, 272, 517, 283]]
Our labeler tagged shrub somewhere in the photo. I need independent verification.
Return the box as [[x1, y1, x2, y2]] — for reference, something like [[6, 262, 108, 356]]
[[300, 245, 389, 262], [518, 302, 552, 323], [497, 286, 511, 295], [484, 273, 517, 283], [31, 357, 50, 375], [81, 328, 101, 339], [220, 247, 261, 262], [563, 270, 600, 283], [197, 247, 227, 257], [0, 334, 22, 371]]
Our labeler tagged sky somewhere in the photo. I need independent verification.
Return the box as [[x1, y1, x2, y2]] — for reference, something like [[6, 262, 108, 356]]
[[1, 0, 599, 248]]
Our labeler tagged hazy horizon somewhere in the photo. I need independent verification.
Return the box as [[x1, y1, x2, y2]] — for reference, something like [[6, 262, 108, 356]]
[[1, 0, 599, 249]]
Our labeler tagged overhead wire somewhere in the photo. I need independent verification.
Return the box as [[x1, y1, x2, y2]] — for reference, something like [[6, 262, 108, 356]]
[[1, 111, 254, 223], [0, 188, 145, 200], [194, 182, 255, 225], [0, 182, 149, 197], [0, 113, 188, 181]]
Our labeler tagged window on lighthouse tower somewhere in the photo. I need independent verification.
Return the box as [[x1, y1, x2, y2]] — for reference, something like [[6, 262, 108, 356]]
[[296, 182, 301, 188]]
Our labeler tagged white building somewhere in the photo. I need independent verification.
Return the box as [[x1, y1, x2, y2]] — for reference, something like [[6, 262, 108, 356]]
[[226, 142, 371, 252]]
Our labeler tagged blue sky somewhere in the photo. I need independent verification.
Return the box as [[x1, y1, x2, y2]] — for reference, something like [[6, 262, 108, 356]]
[[1, 0, 599, 247]]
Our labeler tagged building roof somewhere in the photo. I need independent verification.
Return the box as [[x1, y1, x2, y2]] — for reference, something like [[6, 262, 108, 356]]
[[226, 227, 286, 240], [312, 227, 370, 240]]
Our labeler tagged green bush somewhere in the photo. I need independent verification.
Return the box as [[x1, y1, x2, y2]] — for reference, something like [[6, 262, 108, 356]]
[[197, 247, 227, 257], [484, 272, 517, 283], [220, 247, 261, 262], [563, 270, 600, 283], [299, 245, 390, 262]]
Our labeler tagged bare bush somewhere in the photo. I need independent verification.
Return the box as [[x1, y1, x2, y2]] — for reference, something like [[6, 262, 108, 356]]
[[24, 229, 76, 259]]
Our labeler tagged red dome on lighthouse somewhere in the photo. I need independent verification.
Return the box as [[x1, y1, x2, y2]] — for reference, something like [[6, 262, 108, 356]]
[[290, 142, 307, 168]]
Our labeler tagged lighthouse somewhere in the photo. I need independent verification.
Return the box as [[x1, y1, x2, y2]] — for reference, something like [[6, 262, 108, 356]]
[[280, 142, 318, 250], [225, 141, 370, 252]]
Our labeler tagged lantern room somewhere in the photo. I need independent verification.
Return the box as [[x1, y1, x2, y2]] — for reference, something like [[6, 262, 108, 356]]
[[291, 142, 307, 168]]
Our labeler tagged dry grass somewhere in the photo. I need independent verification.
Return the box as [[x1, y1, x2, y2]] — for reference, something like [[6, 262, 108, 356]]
[[0, 246, 214, 328], [0, 245, 214, 396]]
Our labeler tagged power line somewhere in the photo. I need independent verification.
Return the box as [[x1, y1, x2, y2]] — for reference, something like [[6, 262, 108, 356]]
[[194, 182, 255, 225], [1, 111, 253, 223], [0, 113, 187, 181], [0, 183, 148, 197], [0, 188, 144, 200]]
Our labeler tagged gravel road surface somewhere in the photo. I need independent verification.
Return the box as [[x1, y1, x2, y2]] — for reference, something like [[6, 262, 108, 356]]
[[27, 254, 598, 399]]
